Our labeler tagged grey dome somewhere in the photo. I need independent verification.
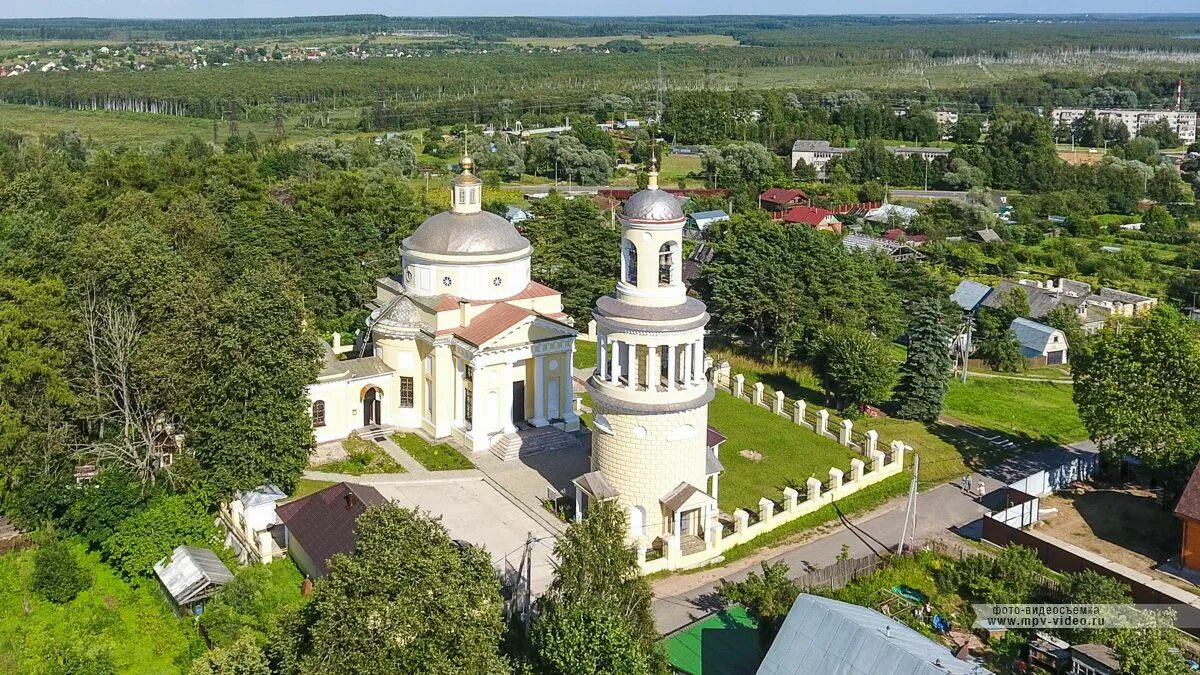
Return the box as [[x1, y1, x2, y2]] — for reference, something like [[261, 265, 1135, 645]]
[[403, 210, 530, 257], [622, 188, 685, 222]]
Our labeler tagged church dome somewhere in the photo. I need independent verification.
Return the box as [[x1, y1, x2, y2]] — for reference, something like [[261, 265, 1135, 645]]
[[621, 157, 683, 223], [403, 210, 530, 257], [622, 188, 684, 222], [402, 153, 531, 258]]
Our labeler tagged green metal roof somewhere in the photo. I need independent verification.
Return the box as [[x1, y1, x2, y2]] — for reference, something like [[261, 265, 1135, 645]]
[[664, 606, 761, 675]]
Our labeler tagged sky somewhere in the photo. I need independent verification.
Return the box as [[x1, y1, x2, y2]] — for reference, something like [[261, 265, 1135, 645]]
[[2, 2, 1199, 19]]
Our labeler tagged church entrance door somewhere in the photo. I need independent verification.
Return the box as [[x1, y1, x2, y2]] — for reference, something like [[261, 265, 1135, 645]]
[[363, 387, 382, 426], [511, 381, 526, 424]]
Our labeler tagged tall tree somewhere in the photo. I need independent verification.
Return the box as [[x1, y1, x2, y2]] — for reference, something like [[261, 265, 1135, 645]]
[[188, 263, 319, 493], [532, 500, 663, 674], [273, 505, 508, 674], [896, 299, 954, 422], [812, 327, 897, 412], [1073, 306, 1200, 479]]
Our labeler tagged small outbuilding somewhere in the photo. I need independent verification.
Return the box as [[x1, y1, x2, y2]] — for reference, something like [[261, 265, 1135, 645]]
[[153, 545, 234, 616], [1010, 317, 1069, 366], [686, 209, 730, 235], [275, 481, 387, 578]]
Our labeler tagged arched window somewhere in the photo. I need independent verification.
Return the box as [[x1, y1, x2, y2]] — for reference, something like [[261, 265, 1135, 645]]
[[623, 240, 638, 285], [630, 506, 646, 537], [658, 241, 677, 286], [311, 400, 326, 428]]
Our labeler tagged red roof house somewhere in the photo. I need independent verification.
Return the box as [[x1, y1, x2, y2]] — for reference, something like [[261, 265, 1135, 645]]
[[759, 188, 810, 214], [782, 206, 842, 233]]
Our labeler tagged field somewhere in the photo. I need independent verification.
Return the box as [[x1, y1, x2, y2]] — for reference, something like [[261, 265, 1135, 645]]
[[509, 34, 740, 48], [0, 543, 200, 673], [943, 377, 1087, 445], [0, 102, 342, 148]]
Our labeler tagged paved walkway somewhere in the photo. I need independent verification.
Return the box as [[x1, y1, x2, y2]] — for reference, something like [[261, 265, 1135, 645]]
[[468, 440, 591, 535]]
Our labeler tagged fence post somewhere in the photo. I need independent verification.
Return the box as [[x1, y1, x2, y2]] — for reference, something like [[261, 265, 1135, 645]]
[[850, 458, 865, 483], [817, 409, 829, 436], [839, 419, 853, 446], [890, 440, 906, 467], [773, 391, 785, 416], [865, 429, 878, 456], [733, 374, 745, 400], [758, 497, 775, 523], [733, 509, 749, 534], [829, 468, 843, 494], [793, 400, 807, 427], [752, 382, 764, 407], [870, 449, 885, 473], [782, 486, 799, 512], [806, 477, 822, 502]]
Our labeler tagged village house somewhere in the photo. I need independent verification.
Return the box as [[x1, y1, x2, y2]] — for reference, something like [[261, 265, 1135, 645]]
[[1010, 317, 1069, 366], [1174, 463, 1200, 575], [685, 209, 729, 236], [842, 234, 925, 262], [275, 482, 387, 578], [982, 278, 1157, 333], [758, 187, 810, 216], [782, 205, 842, 233]]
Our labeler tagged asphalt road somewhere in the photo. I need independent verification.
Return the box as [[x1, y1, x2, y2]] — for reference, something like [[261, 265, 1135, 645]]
[[652, 440, 1098, 635], [889, 189, 971, 201]]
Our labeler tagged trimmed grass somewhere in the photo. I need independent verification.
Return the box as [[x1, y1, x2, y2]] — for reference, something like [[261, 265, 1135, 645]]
[[291, 478, 336, 499], [573, 344, 598, 371], [311, 435, 404, 475], [0, 543, 201, 672], [944, 377, 1086, 445], [710, 391, 860, 514], [393, 432, 474, 471]]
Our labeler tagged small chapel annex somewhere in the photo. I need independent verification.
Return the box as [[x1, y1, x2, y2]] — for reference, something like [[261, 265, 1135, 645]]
[[307, 154, 580, 455]]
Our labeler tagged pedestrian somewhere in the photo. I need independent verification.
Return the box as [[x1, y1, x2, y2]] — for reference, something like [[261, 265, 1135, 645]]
[[960, 475, 970, 494], [976, 478, 986, 500]]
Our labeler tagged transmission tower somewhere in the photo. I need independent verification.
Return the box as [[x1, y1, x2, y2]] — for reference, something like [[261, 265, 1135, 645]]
[[273, 98, 285, 138], [226, 99, 239, 137]]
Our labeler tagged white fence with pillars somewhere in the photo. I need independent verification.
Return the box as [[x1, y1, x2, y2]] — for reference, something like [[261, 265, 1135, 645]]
[[637, 358, 911, 574]]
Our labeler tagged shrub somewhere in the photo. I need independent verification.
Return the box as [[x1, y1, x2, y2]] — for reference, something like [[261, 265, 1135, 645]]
[[32, 539, 90, 603], [198, 560, 307, 647], [101, 493, 220, 579]]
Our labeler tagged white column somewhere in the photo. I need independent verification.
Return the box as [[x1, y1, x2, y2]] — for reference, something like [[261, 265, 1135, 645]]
[[501, 362, 517, 434], [627, 343, 638, 390], [686, 341, 696, 384], [609, 339, 621, 384], [646, 345, 658, 393], [575, 488, 583, 523], [598, 335, 607, 380], [666, 345, 677, 391], [532, 355, 547, 426], [692, 338, 703, 384], [454, 359, 465, 426]]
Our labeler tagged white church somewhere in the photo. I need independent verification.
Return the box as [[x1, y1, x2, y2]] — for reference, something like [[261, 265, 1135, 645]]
[[307, 154, 580, 456]]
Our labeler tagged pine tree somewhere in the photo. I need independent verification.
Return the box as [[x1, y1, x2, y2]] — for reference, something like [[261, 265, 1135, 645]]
[[896, 298, 954, 422]]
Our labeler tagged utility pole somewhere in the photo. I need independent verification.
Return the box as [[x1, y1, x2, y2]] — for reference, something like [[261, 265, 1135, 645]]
[[522, 532, 533, 633], [897, 454, 920, 555]]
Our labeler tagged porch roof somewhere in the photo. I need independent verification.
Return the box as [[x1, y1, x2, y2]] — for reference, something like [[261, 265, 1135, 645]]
[[661, 482, 715, 513], [574, 471, 619, 500]]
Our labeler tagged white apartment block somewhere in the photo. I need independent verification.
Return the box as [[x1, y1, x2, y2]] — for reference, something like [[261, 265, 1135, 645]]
[[790, 140, 951, 177], [1050, 107, 1197, 145]]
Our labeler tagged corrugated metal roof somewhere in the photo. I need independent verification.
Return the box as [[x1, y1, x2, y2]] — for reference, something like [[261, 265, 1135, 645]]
[[950, 280, 994, 312], [1010, 317, 1063, 356], [238, 484, 287, 509], [758, 595, 991, 675], [153, 545, 234, 605]]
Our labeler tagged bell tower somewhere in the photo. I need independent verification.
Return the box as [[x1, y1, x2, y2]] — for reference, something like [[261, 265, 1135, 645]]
[[576, 156, 718, 548]]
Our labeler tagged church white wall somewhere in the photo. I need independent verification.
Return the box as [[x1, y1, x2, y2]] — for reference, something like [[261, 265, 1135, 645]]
[[307, 373, 394, 445]]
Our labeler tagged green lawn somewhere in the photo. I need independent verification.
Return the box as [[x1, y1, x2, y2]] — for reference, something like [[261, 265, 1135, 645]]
[[311, 435, 404, 475], [0, 543, 201, 673], [393, 432, 474, 471], [291, 478, 336, 499], [944, 377, 1087, 445], [573, 344, 598, 371], [710, 392, 861, 514]]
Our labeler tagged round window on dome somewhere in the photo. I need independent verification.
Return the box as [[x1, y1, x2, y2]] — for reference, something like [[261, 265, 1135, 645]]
[[442, 276, 452, 287], [493, 276, 503, 287]]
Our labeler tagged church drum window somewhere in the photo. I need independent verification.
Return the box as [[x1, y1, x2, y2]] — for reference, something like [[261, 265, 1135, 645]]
[[399, 377, 414, 408], [623, 240, 638, 285], [311, 400, 326, 427]]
